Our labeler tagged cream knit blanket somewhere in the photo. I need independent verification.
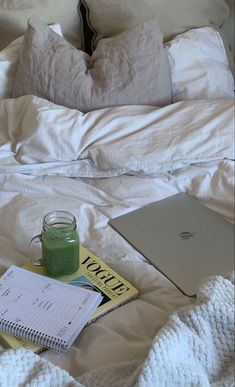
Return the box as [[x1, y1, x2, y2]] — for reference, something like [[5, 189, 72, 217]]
[[0, 273, 234, 387]]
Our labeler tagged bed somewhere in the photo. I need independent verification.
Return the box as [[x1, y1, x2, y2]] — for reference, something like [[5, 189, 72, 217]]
[[0, 1, 234, 386]]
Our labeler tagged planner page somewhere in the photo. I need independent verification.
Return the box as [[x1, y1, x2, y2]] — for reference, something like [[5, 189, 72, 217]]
[[0, 265, 102, 350]]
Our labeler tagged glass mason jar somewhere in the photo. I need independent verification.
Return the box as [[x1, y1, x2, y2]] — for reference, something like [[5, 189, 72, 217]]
[[30, 211, 80, 277]]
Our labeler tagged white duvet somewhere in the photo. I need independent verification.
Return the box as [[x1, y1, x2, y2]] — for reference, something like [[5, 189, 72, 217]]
[[0, 96, 234, 385]]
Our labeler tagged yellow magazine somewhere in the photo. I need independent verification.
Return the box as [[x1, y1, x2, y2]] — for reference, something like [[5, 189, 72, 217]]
[[0, 333, 44, 353], [0, 245, 138, 352]]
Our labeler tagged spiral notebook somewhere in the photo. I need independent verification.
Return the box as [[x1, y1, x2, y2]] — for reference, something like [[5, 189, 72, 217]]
[[0, 265, 102, 352]]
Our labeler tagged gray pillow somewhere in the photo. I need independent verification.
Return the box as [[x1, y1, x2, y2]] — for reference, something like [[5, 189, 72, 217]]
[[13, 18, 172, 112], [79, 0, 230, 52]]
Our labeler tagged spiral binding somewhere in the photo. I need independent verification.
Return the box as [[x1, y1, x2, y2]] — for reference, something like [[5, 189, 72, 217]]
[[0, 319, 68, 352]]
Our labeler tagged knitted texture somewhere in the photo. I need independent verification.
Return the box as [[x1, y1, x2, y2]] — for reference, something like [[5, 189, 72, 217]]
[[135, 273, 234, 387], [0, 349, 81, 387], [0, 273, 234, 387]]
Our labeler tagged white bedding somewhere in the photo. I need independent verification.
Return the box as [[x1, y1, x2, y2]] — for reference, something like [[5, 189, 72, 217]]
[[0, 96, 234, 384]]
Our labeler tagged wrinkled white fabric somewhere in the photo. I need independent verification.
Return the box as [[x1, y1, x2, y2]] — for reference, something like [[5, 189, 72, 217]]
[[0, 96, 234, 176]]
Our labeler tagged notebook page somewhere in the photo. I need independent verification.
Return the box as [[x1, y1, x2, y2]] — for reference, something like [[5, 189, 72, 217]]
[[0, 265, 102, 349]]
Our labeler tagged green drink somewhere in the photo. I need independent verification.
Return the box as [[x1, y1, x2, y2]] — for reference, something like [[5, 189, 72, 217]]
[[42, 227, 79, 277], [30, 211, 80, 277]]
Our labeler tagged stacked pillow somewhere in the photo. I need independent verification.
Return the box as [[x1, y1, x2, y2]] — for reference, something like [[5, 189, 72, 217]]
[[12, 18, 172, 111], [0, 0, 234, 109], [165, 27, 234, 102], [0, 24, 62, 99], [79, 0, 230, 52]]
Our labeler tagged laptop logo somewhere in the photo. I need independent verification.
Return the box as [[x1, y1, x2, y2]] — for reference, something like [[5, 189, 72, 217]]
[[179, 231, 195, 240]]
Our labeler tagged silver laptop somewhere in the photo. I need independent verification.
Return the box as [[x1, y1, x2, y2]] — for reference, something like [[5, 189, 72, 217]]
[[109, 193, 234, 296]]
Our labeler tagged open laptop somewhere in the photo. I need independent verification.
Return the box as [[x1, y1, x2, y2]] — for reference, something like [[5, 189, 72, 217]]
[[109, 193, 234, 296]]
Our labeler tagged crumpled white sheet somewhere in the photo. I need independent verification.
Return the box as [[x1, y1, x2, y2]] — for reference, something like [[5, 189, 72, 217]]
[[0, 96, 234, 176], [0, 272, 234, 387]]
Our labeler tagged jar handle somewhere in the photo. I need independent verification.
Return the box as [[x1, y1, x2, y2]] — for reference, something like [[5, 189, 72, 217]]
[[29, 234, 43, 266]]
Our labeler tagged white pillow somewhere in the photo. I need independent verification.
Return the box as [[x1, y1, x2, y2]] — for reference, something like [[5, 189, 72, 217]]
[[165, 27, 234, 102], [0, 24, 63, 99]]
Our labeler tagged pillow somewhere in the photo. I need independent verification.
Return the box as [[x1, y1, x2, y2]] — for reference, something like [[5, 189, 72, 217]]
[[0, 24, 63, 99], [221, 0, 235, 57], [0, 0, 82, 50], [165, 26, 234, 102], [79, 0, 230, 53], [13, 18, 172, 112]]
